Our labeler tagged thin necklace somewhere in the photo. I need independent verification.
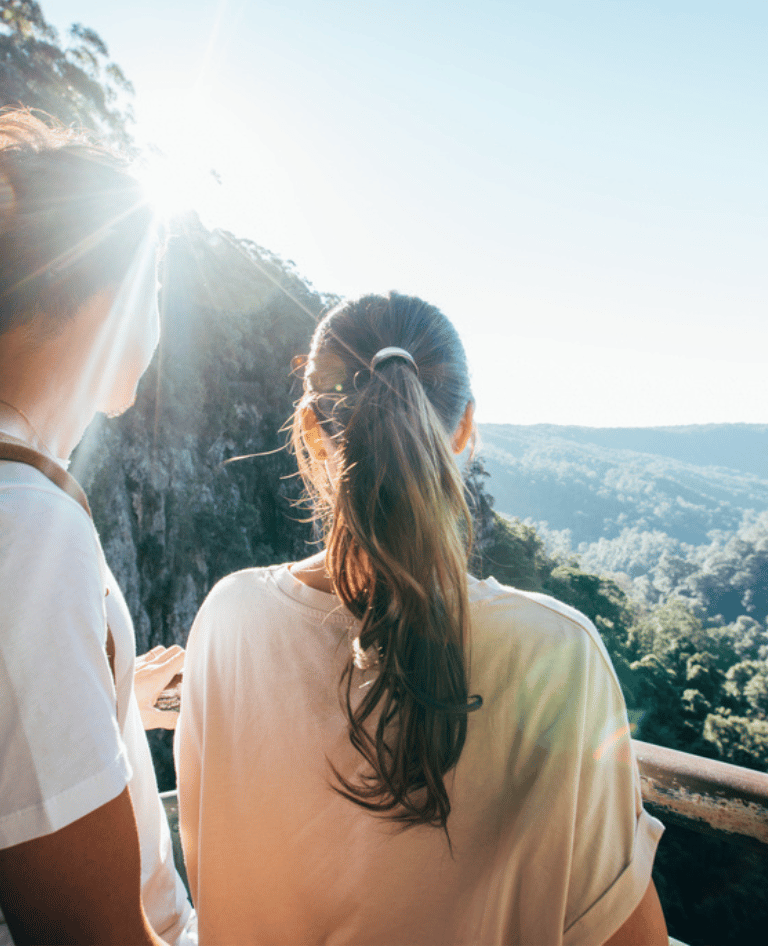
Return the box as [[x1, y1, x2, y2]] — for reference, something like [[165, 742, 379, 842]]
[[0, 397, 53, 455]]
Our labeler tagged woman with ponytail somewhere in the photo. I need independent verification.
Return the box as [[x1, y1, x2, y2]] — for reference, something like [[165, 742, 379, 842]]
[[177, 293, 667, 945]]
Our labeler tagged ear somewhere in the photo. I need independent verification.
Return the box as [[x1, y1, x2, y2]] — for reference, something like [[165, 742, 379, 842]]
[[301, 406, 329, 461], [451, 400, 475, 455]]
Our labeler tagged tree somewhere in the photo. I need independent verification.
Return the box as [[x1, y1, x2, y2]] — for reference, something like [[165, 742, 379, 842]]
[[0, 1, 134, 148], [703, 713, 768, 769], [470, 511, 549, 592]]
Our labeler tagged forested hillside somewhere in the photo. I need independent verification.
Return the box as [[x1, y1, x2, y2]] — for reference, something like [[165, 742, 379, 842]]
[[478, 422, 768, 546], [483, 423, 768, 478]]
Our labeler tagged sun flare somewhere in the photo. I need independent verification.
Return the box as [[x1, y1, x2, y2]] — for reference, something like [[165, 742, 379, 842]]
[[133, 144, 222, 226], [132, 93, 230, 226]]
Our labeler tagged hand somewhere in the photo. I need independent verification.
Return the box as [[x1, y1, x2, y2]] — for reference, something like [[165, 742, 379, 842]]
[[134, 645, 185, 731]]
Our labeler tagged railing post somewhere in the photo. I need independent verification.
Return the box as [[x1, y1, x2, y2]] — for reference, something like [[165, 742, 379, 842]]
[[160, 789, 191, 896]]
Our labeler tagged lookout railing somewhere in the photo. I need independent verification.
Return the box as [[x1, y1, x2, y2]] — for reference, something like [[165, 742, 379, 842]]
[[161, 739, 768, 946], [632, 739, 768, 850]]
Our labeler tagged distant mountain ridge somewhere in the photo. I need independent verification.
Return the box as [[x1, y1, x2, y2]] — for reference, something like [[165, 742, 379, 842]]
[[497, 423, 768, 478], [476, 423, 768, 548]]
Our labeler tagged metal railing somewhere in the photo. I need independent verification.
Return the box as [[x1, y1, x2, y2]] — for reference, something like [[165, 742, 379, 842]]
[[161, 739, 768, 946], [633, 739, 768, 850]]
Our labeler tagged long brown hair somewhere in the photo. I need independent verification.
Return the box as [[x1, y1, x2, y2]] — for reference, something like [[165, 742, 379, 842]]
[[293, 292, 481, 835]]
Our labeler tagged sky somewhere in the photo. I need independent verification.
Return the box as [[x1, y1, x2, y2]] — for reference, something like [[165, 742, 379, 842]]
[[39, 0, 767, 427]]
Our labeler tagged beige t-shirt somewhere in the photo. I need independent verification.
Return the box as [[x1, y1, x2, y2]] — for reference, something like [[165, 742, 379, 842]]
[[177, 562, 662, 946]]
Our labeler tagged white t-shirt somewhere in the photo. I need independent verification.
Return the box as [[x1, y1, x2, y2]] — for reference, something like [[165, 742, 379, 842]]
[[176, 561, 663, 946], [0, 458, 193, 945]]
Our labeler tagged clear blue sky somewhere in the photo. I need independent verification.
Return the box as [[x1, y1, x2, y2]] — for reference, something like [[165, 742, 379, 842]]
[[41, 1, 768, 426]]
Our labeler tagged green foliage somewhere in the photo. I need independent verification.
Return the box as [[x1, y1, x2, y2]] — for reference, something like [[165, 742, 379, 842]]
[[683, 512, 768, 624], [703, 713, 768, 769], [0, 0, 135, 148], [626, 601, 768, 770], [470, 511, 549, 591]]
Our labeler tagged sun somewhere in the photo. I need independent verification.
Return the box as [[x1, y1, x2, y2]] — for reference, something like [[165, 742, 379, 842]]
[[131, 93, 228, 226], [128, 88, 344, 297], [133, 141, 221, 226]]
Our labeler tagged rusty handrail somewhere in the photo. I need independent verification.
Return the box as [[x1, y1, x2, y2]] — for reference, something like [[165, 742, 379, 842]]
[[633, 739, 768, 848]]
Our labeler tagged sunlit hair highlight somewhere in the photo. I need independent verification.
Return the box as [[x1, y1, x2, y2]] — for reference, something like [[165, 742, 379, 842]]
[[0, 108, 153, 335], [292, 292, 481, 837]]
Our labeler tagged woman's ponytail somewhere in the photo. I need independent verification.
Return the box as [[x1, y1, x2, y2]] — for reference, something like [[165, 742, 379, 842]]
[[293, 292, 481, 835]]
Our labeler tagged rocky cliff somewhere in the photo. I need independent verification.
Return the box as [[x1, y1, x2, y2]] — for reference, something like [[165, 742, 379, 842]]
[[71, 219, 329, 652]]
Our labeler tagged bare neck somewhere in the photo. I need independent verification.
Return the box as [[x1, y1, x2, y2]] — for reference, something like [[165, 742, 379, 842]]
[[0, 304, 108, 459], [290, 550, 335, 594]]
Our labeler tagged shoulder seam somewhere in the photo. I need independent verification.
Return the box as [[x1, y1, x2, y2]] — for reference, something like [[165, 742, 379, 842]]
[[474, 585, 624, 696], [529, 594, 625, 697]]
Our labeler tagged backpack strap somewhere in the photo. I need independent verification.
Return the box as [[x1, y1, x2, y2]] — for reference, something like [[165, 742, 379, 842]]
[[0, 432, 116, 680]]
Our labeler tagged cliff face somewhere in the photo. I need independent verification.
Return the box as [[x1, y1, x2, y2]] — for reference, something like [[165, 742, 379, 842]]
[[71, 220, 328, 650]]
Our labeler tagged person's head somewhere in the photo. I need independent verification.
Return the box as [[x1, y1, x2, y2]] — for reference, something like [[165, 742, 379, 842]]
[[293, 291, 481, 838], [0, 108, 158, 415]]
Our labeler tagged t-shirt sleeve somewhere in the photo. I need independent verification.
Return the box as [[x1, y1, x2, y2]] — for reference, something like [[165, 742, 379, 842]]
[[0, 483, 131, 848], [562, 625, 664, 945]]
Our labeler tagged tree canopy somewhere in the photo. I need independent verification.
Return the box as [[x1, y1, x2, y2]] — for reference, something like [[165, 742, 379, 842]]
[[0, 0, 134, 147]]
